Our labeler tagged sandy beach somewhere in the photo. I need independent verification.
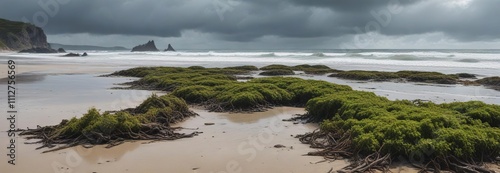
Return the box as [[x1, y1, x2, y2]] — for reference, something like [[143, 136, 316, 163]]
[[2, 2, 500, 172], [0, 65, 343, 173], [0, 63, 429, 173], [1, 55, 499, 173], [0, 63, 123, 79], [1, 107, 348, 173]]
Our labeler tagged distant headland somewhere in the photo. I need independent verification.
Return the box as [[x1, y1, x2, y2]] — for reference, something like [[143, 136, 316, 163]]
[[0, 18, 55, 53], [131, 40, 176, 52]]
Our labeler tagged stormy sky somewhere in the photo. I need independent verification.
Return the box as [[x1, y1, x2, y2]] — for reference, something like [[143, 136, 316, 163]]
[[1, 0, 499, 49]]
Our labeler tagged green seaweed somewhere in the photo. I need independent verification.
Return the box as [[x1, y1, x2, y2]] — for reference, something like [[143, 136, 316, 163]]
[[22, 65, 500, 172], [397, 71, 458, 84], [330, 70, 399, 81], [172, 85, 216, 103], [260, 64, 338, 75], [306, 91, 500, 171], [329, 70, 459, 84], [456, 73, 476, 78], [260, 64, 291, 70], [223, 65, 259, 71], [211, 83, 293, 111], [441, 101, 500, 127], [259, 69, 295, 76], [477, 76, 500, 90], [21, 94, 198, 152]]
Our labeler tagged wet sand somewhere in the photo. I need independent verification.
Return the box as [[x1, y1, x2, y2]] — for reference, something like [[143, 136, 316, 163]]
[[0, 63, 123, 79], [0, 72, 349, 173], [2, 74, 162, 125], [3, 107, 353, 173], [0, 62, 497, 172]]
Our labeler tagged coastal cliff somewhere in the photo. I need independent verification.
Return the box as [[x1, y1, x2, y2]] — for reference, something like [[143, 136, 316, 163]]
[[131, 40, 159, 52], [0, 18, 52, 51]]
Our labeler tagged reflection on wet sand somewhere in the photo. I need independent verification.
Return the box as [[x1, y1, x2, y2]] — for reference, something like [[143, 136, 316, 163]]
[[72, 141, 141, 164], [216, 107, 300, 124], [0, 69, 455, 173], [3, 106, 348, 173], [0, 73, 46, 83]]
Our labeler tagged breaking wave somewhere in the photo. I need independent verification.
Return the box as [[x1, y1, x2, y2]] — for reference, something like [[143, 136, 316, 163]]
[[385, 55, 424, 61], [311, 52, 326, 57], [260, 53, 276, 57], [456, 58, 480, 63]]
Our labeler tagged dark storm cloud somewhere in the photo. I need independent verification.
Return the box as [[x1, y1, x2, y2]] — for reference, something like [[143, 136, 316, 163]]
[[288, 0, 417, 12], [0, 0, 499, 42], [380, 0, 500, 41]]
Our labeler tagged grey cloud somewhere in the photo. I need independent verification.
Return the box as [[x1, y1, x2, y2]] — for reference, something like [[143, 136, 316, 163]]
[[288, 0, 417, 12], [378, 0, 500, 41], [0, 0, 499, 44]]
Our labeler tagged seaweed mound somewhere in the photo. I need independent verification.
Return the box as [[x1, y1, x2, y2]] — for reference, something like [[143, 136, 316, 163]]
[[329, 70, 460, 84], [20, 95, 198, 153], [111, 66, 352, 112], [477, 76, 500, 91], [22, 65, 500, 172], [299, 91, 500, 172], [259, 64, 339, 75], [259, 69, 295, 76]]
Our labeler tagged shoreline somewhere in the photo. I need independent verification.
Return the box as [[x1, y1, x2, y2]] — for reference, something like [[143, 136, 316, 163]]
[[0, 63, 126, 80], [2, 61, 498, 172], [0, 70, 349, 173], [101, 65, 500, 172]]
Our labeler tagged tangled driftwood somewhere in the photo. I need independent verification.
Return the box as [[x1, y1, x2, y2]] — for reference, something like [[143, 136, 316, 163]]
[[20, 122, 199, 153]]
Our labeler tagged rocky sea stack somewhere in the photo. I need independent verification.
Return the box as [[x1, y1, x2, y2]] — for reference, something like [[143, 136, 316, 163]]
[[131, 40, 159, 52], [62, 52, 88, 57], [165, 44, 176, 51], [0, 18, 56, 52]]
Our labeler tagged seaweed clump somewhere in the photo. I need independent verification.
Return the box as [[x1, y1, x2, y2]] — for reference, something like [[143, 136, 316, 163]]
[[24, 65, 500, 173], [260, 64, 340, 75], [113, 67, 352, 112], [477, 76, 500, 91], [329, 70, 460, 84], [259, 69, 295, 76], [20, 94, 199, 153], [299, 91, 500, 172]]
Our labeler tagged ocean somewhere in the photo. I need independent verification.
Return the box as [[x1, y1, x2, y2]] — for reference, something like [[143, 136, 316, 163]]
[[1, 49, 499, 104], [4, 49, 500, 76]]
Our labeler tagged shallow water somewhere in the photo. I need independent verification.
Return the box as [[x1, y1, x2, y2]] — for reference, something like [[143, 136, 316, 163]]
[[242, 71, 500, 105], [0, 74, 160, 127], [301, 74, 500, 104]]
